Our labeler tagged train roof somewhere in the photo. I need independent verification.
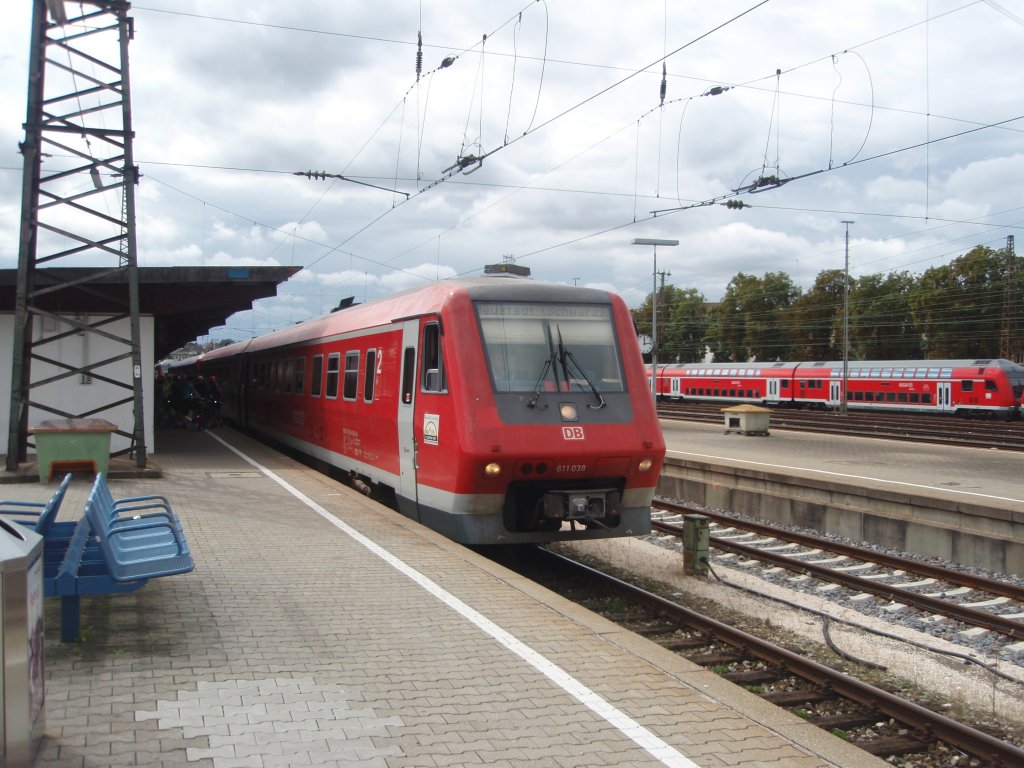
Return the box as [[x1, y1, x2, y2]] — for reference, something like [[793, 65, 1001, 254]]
[[204, 277, 620, 357], [663, 359, 1024, 373], [797, 359, 1024, 372]]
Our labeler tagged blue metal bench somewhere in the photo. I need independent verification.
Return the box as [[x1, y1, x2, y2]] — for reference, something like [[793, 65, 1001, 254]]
[[44, 474, 194, 642], [0, 472, 72, 535]]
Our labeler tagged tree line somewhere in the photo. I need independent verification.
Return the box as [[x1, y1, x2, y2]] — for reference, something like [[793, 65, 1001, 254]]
[[629, 244, 1022, 364]]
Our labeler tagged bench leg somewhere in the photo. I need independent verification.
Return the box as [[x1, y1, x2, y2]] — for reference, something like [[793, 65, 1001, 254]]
[[60, 595, 81, 643]]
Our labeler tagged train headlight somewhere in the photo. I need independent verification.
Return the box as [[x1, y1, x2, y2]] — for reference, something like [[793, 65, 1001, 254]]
[[484, 462, 503, 477], [637, 458, 654, 473], [559, 403, 578, 421]]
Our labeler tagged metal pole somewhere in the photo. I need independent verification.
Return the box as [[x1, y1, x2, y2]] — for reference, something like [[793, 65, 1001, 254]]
[[631, 238, 678, 402], [652, 246, 658, 400], [841, 220, 854, 416]]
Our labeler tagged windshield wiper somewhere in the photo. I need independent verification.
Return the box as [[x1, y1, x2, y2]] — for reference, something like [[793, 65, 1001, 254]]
[[556, 327, 607, 410], [527, 326, 558, 409]]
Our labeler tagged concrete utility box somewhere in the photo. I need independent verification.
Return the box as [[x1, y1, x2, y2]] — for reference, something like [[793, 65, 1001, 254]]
[[29, 417, 117, 482], [721, 404, 771, 436], [0, 519, 45, 767]]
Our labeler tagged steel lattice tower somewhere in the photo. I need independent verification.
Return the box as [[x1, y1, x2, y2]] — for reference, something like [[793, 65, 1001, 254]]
[[7, 0, 147, 470]]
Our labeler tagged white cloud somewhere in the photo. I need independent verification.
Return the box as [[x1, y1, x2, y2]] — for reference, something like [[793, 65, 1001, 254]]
[[2, 0, 1021, 343]]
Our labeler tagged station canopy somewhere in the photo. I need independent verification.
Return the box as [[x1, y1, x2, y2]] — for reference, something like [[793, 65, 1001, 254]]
[[0, 265, 300, 360]]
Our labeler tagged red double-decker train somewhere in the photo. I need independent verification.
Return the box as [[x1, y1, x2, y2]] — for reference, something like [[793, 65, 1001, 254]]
[[173, 276, 665, 545], [649, 359, 1024, 419]]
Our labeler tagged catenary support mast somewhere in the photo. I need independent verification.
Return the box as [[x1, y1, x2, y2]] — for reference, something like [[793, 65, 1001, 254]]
[[7, 0, 147, 470]]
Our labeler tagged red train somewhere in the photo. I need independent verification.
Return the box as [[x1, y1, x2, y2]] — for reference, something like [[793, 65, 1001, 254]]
[[649, 359, 1024, 419], [176, 277, 665, 545]]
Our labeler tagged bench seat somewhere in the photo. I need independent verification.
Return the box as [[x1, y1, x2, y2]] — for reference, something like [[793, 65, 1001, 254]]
[[42, 474, 194, 642]]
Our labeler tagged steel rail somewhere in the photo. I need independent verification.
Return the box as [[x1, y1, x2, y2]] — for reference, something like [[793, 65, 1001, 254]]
[[653, 498, 1024, 601], [541, 547, 1024, 767], [652, 518, 1024, 640]]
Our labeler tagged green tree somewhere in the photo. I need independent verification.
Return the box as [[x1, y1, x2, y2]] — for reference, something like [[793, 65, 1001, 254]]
[[849, 272, 920, 359], [786, 269, 844, 360], [709, 272, 800, 362], [910, 246, 1008, 358], [630, 285, 709, 363]]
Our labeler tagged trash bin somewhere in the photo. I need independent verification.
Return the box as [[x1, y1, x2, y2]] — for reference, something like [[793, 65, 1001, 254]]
[[30, 417, 117, 482], [0, 519, 45, 767]]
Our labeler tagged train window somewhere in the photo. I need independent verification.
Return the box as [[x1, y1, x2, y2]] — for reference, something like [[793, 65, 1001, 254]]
[[311, 355, 323, 397], [401, 347, 415, 404], [881, 368, 892, 377], [940, 368, 952, 378], [343, 351, 359, 401], [325, 353, 340, 399], [476, 302, 623, 393], [961, 380, 974, 392], [892, 368, 904, 378], [781, 380, 789, 389], [853, 391, 863, 401], [283, 360, 293, 393], [927, 368, 939, 378], [914, 369, 928, 379], [922, 393, 932, 403], [421, 323, 446, 393], [294, 357, 304, 395], [886, 392, 896, 402], [910, 393, 920, 403], [898, 392, 908, 403], [870, 368, 881, 377], [364, 349, 377, 402], [865, 392, 875, 401], [985, 379, 997, 391]]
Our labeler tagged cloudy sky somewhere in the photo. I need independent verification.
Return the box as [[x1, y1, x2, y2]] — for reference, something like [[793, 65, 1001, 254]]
[[2, 0, 1022, 342]]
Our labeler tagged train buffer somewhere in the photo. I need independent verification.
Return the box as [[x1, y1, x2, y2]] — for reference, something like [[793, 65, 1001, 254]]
[[41, 475, 194, 643]]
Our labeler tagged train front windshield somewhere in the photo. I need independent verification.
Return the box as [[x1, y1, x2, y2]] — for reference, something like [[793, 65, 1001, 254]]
[[476, 302, 625, 393]]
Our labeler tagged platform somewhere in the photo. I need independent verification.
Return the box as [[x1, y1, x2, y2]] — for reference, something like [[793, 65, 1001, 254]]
[[659, 419, 1024, 576], [7, 427, 881, 768]]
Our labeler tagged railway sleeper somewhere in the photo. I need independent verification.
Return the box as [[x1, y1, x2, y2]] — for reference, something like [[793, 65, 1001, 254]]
[[722, 668, 788, 685], [855, 734, 934, 757], [625, 622, 683, 636], [686, 651, 749, 666], [762, 687, 837, 706], [809, 710, 885, 731]]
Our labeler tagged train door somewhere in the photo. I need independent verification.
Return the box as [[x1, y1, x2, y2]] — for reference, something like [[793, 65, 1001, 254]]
[[828, 380, 842, 408], [669, 374, 681, 399], [397, 319, 420, 520], [766, 378, 780, 403], [937, 382, 953, 412]]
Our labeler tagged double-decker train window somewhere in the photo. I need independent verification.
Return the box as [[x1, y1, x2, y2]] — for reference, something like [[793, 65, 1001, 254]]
[[343, 351, 359, 401], [310, 355, 323, 397], [325, 353, 340, 399], [962, 380, 974, 393]]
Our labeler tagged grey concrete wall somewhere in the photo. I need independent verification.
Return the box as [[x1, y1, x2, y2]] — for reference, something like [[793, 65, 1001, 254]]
[[658, 456, 1024, 577]]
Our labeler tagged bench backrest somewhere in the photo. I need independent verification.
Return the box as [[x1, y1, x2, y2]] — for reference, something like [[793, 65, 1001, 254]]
[[37, 472, 73, 535]]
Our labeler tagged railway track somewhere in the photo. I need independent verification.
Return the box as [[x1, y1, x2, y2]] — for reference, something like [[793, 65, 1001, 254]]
[[657, 401, 1024, 450], [515, 546, 1024, 767], [652, 498, 1024, 648]]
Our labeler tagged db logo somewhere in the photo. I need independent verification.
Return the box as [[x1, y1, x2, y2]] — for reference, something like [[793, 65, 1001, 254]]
[[561, 426, 585, 440]]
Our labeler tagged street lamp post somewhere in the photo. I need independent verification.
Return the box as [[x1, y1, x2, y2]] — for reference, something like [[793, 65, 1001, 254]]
[[841, 220, 854, 415], [631, 238, 679, 399]]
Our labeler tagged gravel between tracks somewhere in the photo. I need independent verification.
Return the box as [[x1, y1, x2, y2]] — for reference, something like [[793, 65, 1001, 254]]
[[554, 531, 1024, 739]]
